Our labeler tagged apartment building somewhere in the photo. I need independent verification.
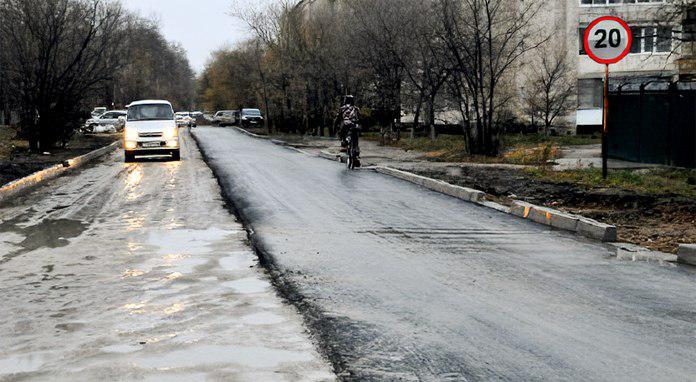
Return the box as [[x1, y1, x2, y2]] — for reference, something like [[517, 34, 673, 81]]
[[535, 0, 693, 131]]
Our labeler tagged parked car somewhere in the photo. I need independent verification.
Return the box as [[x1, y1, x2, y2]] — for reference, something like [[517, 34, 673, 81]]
[[91, 107, 107, 118], [240, 108, 264, 128], [84, 110, 127, 133], [123, 100, 180, 162], [175, 111, 196, 127], [212, 110, 237, 127]]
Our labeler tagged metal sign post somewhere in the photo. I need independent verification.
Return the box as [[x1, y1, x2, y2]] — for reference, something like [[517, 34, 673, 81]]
[[603, 64, 609, 179], [584, 16, 632, 179]]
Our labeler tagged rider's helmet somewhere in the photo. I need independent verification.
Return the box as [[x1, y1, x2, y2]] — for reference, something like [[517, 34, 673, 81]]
[[343, 95, 355, 106]]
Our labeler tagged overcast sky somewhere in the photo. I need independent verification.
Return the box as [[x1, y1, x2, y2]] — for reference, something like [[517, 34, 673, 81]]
[[121, 0, 264, 73]]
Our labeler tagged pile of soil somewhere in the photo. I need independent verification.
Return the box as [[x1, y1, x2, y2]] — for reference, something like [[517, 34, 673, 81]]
[[0, 133, 117, 186], [411, 166, 696, 253]]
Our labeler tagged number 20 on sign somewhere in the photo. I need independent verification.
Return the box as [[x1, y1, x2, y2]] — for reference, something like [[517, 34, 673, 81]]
[[583, 16, 632, 179]]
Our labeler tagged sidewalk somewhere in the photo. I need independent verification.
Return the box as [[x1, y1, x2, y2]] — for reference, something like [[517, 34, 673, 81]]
[[554, 144, 664, 171]]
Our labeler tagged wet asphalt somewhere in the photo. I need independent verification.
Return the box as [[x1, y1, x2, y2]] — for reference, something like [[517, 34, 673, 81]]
[[0, 129, 334, 381], [193, 127, 696, 381]]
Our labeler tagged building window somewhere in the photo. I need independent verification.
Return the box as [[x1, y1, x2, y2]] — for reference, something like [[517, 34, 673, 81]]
[[634, 26, 672, 53], [578, 79, 603, 109], [580, 0, 665, 5], [579, 26, 672, 55], [579, 27, 587, 55]]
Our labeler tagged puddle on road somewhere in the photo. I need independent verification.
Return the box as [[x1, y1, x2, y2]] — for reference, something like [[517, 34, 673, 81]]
[[55, 322, 86, 332], [140, 373, 208, 382], [240, 312, 287, 326], [123, 269, 147, 279], [145, 228, 238, 256], [101, 344, 143, 354], [0, 219, 88, 264], [135, 345, 315, 370], [0, 353, 47, 375], [219, 251, 257, 271], [222, 277, 270, 294]]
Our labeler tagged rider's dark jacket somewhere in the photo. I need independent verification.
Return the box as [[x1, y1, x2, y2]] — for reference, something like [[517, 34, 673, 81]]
[[338, 104, 360, 126]]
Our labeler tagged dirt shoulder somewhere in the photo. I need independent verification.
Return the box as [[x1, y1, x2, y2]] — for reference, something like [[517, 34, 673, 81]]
[[0, 126, 118, 186], [239, 127, 695, 253], [408, 165, 696, 253]]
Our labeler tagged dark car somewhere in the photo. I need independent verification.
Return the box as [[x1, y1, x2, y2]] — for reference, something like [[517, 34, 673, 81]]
[[240, 109, 264, 128]]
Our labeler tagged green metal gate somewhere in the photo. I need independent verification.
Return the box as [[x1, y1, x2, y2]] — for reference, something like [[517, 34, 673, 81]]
[[607, 84, 696, 168]]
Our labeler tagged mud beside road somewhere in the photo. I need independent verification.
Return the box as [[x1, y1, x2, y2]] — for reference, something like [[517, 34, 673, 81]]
[[410, 165, 696, 253], [0, 126, 118, 186]]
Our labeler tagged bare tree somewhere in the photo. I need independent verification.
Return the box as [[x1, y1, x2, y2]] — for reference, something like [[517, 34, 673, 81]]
[[523, 48, 575, 135], [655, 0, 696, 79], [396, 0, 451, 141], [348, 0, 410, 139], [0, 0, 125, 150], [438, 0, 547, 156], [111, 15, 196, 111]]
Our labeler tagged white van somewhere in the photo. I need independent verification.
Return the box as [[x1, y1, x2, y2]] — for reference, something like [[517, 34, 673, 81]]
[[123, 100, 180, 162]]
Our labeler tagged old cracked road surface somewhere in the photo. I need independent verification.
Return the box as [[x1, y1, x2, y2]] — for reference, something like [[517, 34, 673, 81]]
[[194, 127, 696, 381], [0, 129, 334, 381]]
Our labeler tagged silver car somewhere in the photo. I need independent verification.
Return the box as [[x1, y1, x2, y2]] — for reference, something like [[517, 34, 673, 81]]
[[213, 110, 237, 127], [84, 110, 127, 133]]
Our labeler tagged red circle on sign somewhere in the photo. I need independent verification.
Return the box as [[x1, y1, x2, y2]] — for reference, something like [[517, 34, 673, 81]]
[[584, 16, 632, 65]]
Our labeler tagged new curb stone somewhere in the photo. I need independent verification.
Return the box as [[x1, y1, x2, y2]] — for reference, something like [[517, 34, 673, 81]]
[[375, 166, 485, 203], [233, 126, 268, 139], [609, 243, 678, 263], [678, 244, 696, 265], [511, 201, 617, 242]]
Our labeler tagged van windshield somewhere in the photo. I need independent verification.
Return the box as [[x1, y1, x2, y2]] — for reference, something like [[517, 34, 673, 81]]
[[242, 109, 261, 117], [128, 104, 174, 121]]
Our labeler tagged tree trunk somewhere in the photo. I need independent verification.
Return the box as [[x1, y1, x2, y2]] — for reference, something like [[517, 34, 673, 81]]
[[412, 99, 423, 140], [428, 95, 436, 141]]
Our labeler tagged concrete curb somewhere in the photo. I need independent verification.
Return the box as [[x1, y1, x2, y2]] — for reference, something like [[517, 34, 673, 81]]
[[374, 166, 485, 203], [610, 243, 679, 264], [368, 166, 616, 243], [233, 126, 269, 140], [510, 201, 617, 242], [677, 244, 696, 265], [0, 141, 119, 204], [319, 150, 344, 163]]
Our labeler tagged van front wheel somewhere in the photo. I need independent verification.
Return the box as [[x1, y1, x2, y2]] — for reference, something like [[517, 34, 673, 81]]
[[171, 150, 181, 161]]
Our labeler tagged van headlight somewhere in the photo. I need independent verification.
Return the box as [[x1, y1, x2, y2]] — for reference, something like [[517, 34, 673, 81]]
[[163, 126, 178, 140], [124, 127, 138, 141]]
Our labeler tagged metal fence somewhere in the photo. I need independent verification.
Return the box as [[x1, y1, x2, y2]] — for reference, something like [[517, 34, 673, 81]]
[[607, 82, 696, 168]]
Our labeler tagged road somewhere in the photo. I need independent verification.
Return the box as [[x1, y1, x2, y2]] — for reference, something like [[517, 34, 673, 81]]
[[194, 127, 696, 381], [0, 129, 334, 381]]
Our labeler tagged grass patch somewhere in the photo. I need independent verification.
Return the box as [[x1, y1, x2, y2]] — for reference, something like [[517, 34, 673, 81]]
[[526, 167, 696, 199], [369, 133, 568, 165], [502, 133, 600, 150], [503, 144, 558, 166], [368, 134, 506, 163], [0, 126, 20, 159]]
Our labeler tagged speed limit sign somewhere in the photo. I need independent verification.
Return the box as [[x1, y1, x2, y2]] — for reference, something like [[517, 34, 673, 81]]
[[583, 16, 632, 179], [584, 16, 632, 64]]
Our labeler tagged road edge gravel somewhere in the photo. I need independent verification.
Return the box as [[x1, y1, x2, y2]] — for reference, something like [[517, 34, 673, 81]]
[[190, 129, 348, 379], [0, 140, 120, 205]]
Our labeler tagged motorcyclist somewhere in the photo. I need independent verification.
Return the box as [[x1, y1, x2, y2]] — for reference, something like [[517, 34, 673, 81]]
[[335, 95, 361, 154]]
